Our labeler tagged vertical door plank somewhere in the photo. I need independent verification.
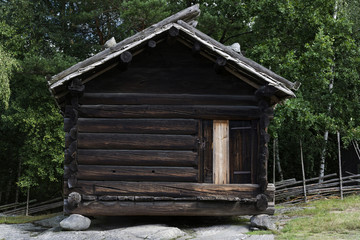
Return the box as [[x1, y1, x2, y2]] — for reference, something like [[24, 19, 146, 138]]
[[213, 120, 230, 184], [203, 120, 213, 183]]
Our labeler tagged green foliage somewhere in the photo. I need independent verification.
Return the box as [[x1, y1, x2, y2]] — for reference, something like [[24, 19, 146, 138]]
[[119, 0, 171, 34], [0, 45, 19, 112], [0, 52, 76, 199], [0, 0, 359, 202]]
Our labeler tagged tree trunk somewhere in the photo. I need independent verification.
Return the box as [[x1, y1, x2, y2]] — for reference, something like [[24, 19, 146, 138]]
[[275, 137, 284, 181], [319, 130, 329, 183], [5, 177, 12, 204], [319, 1, 338, 183], [300, 140, 307, 202], [26, 187, 30, 216], [337, 131, 343, 200], [15, 158, 22, 204]]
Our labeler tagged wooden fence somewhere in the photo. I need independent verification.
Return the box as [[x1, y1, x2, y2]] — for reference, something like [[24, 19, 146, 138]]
[[275, 172, 360, 204], [0, 197, 63, 216]]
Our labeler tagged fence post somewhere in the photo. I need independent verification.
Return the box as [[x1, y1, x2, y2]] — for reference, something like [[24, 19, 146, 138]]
[[300, 140, 307, 203], [26, 187, 30, 216], [337, 131, 343, 200], [273, 139, 276, 185]]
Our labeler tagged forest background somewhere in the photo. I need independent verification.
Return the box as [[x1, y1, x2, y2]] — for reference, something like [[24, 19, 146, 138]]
[[0, 0, 359, 204]]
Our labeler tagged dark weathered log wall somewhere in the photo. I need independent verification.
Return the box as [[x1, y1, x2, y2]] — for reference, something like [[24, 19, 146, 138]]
[[84, 41, 256, 95], [73, 105, 201, 182], [71, 200, 275, 216], [64, 181, 273, 200], [63, 40, 274, 216]]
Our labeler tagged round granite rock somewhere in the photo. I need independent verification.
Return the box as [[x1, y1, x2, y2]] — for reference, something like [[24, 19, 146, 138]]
[[60, 214, 91, 231]]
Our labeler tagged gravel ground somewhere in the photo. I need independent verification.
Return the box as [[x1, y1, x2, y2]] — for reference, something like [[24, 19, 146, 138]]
[[0, 215, 275, 240]]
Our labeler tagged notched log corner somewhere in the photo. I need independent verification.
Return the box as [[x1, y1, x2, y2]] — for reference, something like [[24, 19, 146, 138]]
[[255, 85, 277, 99], [68, 78, 85, 96], [67, 174, 78, 189]]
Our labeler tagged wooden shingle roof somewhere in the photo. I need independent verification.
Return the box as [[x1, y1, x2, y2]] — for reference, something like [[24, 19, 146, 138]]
[[49, 4, 299, 107]]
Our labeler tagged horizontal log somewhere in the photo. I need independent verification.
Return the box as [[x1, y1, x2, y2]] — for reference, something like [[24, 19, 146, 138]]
[[77, 149, 198, 167], [78, 105, 261, 120], [76, 118, 198, 134], [77, 166, 198, 182], [80, 93, 258, 106], [85, 195, 257, 202], [64, 181, 274, 201], [78, 133, 197, 150], [69, 200, 275, 216]]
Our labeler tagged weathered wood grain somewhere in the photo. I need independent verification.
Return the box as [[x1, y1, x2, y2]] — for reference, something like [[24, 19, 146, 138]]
[[202, 120, 213, 183], [213, 120, 230, 184], [80, 93, 258, 106], [77, 133, 197, 150], [69, 200, 275, 216], [77, 105, 261, 119], [229, 120, 257, 184], [77, 149, 198, 167], [65, 181, 263, 197], [76, 118, 198, 134], [77, 165, 198, 182]]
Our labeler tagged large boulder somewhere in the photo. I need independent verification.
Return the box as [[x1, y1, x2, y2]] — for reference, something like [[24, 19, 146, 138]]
[[250, 214, 276, 231], [60, 214, 91, 231]]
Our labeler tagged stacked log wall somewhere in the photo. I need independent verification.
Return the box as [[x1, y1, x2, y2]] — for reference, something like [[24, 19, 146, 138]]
[[69, 93, 260, 186], [63, 40, 275, 215]]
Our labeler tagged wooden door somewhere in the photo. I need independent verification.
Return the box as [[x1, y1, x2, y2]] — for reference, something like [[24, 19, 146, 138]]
[[229, 120, 258, 184]]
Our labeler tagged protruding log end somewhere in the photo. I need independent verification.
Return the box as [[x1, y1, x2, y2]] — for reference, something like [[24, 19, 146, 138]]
[[148, 40, 157, 49], [256, 194, 268, 211], [192, 41, 201, 56], [119, 51, 133, 71], [214, 56, 227, 73], [169, 26, 179, 37], [120, 51, 133, 64], [70, 127, 78, 140], [68, 192, 82, 209]]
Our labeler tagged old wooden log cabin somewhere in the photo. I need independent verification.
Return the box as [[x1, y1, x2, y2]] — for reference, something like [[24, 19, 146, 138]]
[[48, 5, 298, 216]]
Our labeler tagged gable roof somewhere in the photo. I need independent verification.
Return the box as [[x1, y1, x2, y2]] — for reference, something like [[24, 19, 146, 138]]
[[48, 4, 299, 107]]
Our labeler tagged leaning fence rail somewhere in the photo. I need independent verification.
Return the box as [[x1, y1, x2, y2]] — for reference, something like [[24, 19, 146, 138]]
[[275, 173, 360, 204], [0, 197, 63, 215]]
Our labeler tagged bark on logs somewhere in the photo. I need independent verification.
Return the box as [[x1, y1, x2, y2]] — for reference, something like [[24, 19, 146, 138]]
[[255, 85, 276, 194], [64, 78, 84, 189]]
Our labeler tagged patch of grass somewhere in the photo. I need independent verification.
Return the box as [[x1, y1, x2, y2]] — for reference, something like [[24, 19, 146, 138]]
[[247, 229, 275, 235], [277, 195, 360, 239], [0, 212, 60, 224]]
